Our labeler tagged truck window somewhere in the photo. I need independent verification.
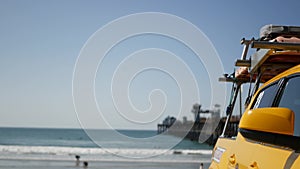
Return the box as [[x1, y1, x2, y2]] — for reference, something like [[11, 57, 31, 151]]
[[278, 76, 300, 136], [251, 83, 278, 109]]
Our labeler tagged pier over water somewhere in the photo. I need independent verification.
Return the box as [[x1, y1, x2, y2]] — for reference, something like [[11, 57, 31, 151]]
[[157, 104, 240, 145]]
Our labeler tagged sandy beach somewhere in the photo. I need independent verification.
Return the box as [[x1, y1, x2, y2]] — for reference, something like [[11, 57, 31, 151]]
[[0, 158, 210, 169]]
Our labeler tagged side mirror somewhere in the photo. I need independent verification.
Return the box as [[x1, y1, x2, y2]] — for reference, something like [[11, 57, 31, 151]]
[[239, 107, 294, 135]]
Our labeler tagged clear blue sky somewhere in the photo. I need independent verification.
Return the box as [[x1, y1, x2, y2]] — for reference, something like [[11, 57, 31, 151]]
[[0, 0, 299, 129]]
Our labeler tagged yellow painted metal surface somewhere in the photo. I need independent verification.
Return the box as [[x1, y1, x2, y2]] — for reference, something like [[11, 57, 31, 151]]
[[210, 134, 294, 169], [209, 65, 300, 169]]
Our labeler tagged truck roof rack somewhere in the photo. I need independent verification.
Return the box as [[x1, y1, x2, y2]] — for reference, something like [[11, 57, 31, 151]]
[[220, 38, 300, 84]]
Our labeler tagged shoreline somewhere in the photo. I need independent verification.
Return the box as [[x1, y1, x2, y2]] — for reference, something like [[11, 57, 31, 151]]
[[0, 157, 211, 164]]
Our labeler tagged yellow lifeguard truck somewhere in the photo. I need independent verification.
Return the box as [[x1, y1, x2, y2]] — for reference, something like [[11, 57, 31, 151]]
[[209, 25, 300, 169]]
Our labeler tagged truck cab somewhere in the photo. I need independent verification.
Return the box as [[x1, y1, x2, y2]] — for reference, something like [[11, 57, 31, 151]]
[[209, 25, 300, 169]]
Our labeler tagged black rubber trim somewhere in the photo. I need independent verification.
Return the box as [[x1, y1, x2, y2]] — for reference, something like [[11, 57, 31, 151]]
[[239, 128, 300, 152]]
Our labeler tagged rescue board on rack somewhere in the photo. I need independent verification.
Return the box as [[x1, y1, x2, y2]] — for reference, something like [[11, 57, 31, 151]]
[[260, 25, 300, 40], [222, 40, 300, 83]]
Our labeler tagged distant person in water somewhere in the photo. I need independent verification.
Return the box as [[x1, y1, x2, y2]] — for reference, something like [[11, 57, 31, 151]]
[[199, 163, 204, 169], [75, 155, 80, 166], [83, 161, 88, 168]]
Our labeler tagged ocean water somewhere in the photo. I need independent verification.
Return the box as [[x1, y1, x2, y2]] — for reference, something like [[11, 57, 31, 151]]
[[0, 128, 212, 169]]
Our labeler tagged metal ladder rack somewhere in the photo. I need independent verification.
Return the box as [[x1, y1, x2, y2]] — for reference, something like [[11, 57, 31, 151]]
[[220, 39, 300, 137]]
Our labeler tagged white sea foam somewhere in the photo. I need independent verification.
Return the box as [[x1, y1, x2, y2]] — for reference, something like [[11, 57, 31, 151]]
[[0, 145, 211, 155]]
